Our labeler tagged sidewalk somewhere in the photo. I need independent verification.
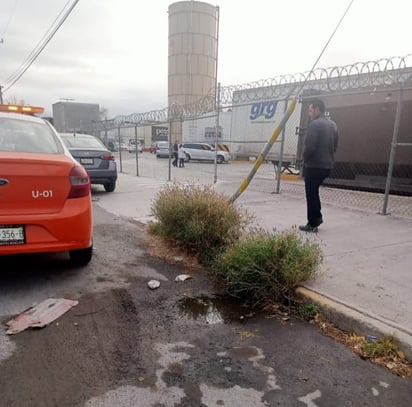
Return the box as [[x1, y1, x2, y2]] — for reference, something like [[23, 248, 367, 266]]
[[95, 173, 412, 359]]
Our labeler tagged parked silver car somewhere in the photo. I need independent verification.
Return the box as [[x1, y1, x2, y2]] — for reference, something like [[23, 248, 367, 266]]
[[60, 133, 118, 192], [128, 139, 143, 153], [180, 142, 230, 163], [156, 141, 171, 158]]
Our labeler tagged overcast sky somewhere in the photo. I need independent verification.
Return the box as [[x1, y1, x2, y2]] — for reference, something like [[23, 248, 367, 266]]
[[0, 0, 411, 117]]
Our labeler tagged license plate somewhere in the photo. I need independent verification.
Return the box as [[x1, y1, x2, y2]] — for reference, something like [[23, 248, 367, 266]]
[[80, 158, 93, 165], [0, 225, 25, 245]]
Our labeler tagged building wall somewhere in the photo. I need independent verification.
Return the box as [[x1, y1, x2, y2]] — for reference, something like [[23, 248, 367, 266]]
[[182, 111, 231, 144], [52, 102, 100, 133], [107, 125, 169, 146]]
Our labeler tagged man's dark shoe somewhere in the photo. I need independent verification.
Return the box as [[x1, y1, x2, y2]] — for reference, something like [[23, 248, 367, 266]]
[[299, 223, 318, 233], [315, 218, 323, 227]]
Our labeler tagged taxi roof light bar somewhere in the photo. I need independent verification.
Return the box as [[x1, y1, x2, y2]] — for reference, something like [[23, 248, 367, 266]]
[[0, 104, 44, 115]]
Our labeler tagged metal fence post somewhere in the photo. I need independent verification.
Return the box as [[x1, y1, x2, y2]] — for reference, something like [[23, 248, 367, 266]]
[[134, 125, 139, 177], [168, 120, 172, 182], [104, 116, 108, 147], [382, 85, 404, 215], [214, 82, 221, 184], [117, 126, 123, 173], [274, 98, 288, 193]]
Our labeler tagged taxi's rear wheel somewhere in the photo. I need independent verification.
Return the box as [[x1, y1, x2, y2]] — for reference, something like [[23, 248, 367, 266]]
[[69, 245, 93, 267], [104, 182, 116, 192]]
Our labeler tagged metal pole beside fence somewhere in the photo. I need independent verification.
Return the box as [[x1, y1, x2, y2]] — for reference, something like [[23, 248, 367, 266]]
[[168, 121, 172, 182], [104, 116, 108, 147], [214, 82, 221, 184], [274, 98, 288, 193], [134, 125, 139, 176], [117, 126, 123, 173], [382, 86, 404, 215]]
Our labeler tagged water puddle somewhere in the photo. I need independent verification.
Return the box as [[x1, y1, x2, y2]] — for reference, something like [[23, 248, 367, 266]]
[[177, 295, 250, 325]]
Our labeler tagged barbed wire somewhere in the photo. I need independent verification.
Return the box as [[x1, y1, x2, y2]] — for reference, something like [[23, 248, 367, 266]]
[[96, 54, 412, 131]]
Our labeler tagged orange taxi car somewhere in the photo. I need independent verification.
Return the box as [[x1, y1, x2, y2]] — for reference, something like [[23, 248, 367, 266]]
[[0, 104, 93, 266]]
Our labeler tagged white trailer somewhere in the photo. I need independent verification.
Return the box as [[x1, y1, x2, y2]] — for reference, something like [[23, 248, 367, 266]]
[[182, 88, 301, 161], [230, 88, 301, 161]]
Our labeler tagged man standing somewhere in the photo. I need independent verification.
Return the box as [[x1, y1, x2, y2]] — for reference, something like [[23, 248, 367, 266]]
[[172, 141, 179, 167], [299, 98, 338, 232]]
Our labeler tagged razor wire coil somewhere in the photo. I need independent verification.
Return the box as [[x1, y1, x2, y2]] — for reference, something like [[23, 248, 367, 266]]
[[94, 54, 412, 130]]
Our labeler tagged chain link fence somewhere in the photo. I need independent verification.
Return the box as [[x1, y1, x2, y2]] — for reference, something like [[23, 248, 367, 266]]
[[89, 55, 412, 219]]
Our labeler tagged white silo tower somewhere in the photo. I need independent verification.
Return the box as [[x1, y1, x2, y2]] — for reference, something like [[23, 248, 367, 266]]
[[168, 1, 219, 142]]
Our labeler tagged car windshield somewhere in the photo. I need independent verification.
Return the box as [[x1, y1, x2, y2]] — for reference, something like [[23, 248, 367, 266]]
[[61, 135, 106, 149], [0, 117, 63, 154]]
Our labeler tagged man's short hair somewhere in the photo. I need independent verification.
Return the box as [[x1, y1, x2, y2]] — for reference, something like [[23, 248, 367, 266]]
[[309, 98, 325, 114]]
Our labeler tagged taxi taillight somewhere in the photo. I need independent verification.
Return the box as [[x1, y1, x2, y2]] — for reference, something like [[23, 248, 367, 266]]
[[68, 166, 90, 199], [0, 104, 44, 115]]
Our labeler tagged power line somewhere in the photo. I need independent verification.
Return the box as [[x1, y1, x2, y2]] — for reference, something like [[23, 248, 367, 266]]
[[3, 0, 73, 86], [292, 0, 356, 99], [0, 0, 19, 43], [2, 0, 80, 93]]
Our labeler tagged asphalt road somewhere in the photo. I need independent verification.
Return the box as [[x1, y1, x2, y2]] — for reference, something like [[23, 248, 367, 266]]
[[0, 200, 411, 406]]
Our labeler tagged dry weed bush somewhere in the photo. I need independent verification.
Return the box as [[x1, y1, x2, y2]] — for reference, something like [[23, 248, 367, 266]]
[[150, 183, 251, 264], [212, 230, 322, 306]]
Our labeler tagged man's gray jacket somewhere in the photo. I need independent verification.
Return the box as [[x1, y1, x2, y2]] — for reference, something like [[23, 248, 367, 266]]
[[303, 116, 338, 169]]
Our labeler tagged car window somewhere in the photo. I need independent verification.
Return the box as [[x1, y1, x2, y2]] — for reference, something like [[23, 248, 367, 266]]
[[183, 143, 195, 149], [0, 117, 63, 154], [61, 135, 106, 149]]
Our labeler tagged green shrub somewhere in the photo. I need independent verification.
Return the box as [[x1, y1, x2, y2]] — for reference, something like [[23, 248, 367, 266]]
[[297, 303, 320, 321], [150, 183, 252, 264], [363, 336, 399, 358], [212, 230, 322, 305], [148, 221, 161, 236]]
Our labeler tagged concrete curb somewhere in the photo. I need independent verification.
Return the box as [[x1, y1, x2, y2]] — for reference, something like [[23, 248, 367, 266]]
[[296, 286, 412, 361]]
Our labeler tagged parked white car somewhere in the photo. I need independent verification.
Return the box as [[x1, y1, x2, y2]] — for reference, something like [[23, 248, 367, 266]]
[[180, 143, 230, 163]]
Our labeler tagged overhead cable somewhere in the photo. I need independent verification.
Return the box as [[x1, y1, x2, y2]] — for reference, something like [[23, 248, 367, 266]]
[[0, 0, 19, 43], [3, 0, 80, 93]]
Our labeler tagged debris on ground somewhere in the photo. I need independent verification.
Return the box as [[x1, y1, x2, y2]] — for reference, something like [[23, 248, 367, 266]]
[[148, 280, 161, 290], [175, 274, 192, 283], [313, 314, 412, 379], [238, 330, 255, 340], [144, 229, 203, 272], [5, 298, 78, 335]]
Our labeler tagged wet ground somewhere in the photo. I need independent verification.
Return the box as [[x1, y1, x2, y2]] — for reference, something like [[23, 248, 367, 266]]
[[0, 204, 411, 406]]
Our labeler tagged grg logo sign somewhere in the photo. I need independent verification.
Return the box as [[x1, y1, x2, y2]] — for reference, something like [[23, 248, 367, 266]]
[[250, 100, 278, 121]]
